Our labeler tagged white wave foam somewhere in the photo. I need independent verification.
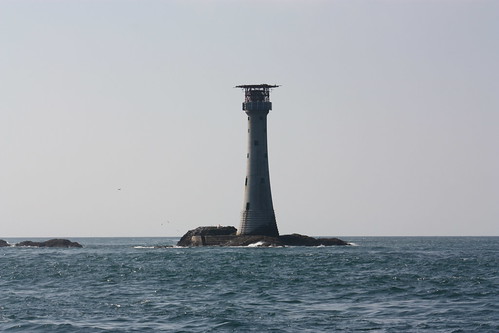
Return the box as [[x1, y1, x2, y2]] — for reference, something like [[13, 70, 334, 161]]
[[133, 246, 155, 249], [247, 241, 266, 247]]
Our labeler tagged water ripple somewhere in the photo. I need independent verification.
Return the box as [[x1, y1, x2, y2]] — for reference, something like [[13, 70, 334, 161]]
[[1, 237, 497, 332]]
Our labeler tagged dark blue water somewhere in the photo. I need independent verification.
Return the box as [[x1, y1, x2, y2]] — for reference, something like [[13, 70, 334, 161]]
[[1, 237, 497, 332]]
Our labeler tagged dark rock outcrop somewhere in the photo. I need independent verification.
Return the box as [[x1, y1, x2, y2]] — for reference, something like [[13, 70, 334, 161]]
[[177, 226, 237, 247], [278, 233, 348, 246], [0, 239, 10, 247], [15, 239, 83, 248], [177, 226, 348, 247]]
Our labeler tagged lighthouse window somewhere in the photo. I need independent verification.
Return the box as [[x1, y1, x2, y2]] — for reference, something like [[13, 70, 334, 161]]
[[247, 153, 249, 158], [246, 202, 250, 210], [254, 140, 259, 146], [245, 177, 248, 186]]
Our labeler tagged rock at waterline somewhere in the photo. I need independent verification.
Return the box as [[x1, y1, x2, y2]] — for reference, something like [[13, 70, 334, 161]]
[[177, 226, 349, 247], [177, 226, 237, 247], [0, 239, 9, 247], [15, 239, 83, 248], [278, 233, 348, 246]]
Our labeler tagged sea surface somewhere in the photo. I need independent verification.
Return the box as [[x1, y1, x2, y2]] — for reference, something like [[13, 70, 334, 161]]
[[0, 237, 497, 332]]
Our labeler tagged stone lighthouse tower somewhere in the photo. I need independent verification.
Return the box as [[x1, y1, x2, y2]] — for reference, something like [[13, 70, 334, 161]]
[[237, 84, 279, 237]]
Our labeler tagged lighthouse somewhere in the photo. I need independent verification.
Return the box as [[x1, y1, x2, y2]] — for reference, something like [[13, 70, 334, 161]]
[[175, 85, 348, 247], [237, 84, 279, 237]]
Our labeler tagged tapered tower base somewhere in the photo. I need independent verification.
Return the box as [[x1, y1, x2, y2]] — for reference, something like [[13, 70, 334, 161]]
[[240, 210, 279, 236]]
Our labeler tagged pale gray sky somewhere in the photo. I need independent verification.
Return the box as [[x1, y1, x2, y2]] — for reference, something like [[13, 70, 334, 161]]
[[1, 0, 498, 237]]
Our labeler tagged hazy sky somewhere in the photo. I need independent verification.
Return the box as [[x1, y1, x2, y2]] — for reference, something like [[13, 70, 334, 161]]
[[1, 0, 498, 237]]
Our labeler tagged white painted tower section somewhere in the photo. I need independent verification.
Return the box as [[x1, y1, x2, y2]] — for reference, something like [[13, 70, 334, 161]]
[[237, 84, 279, 236]]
